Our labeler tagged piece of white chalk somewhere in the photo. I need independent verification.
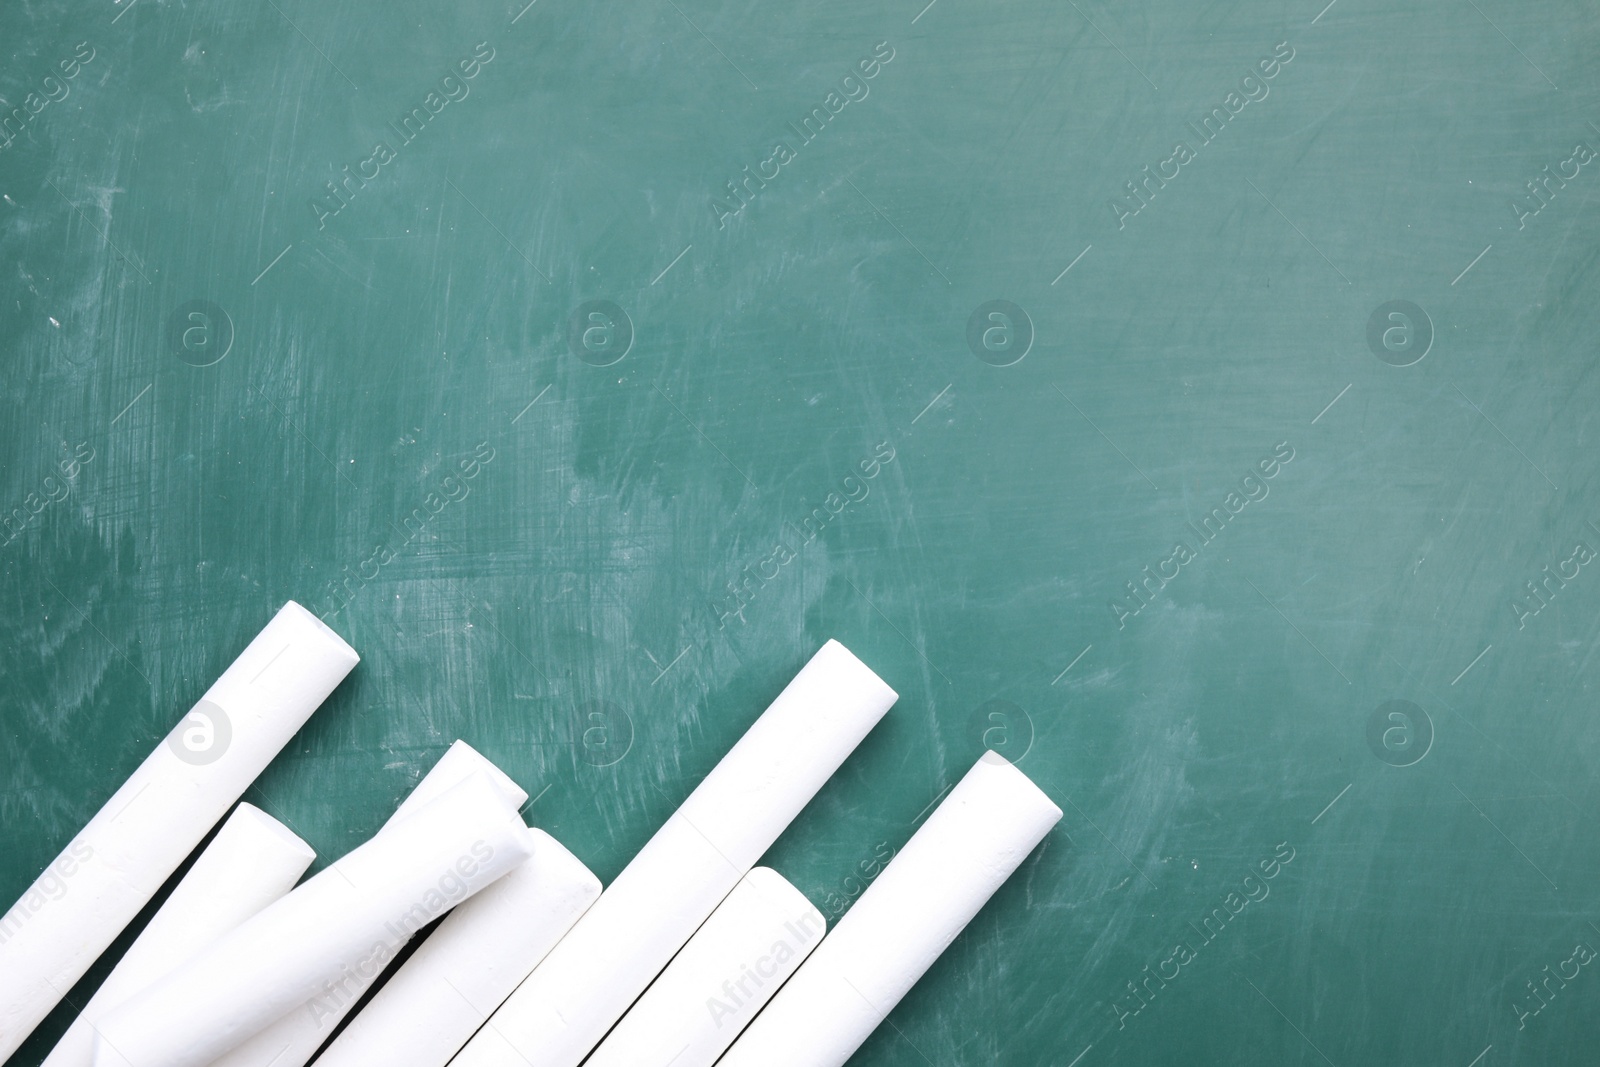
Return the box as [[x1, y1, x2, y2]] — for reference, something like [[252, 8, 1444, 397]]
[[199, 740, 532, 1067], [717, 751, 1062, 1067], [585, 867, 825, 1067], [0, 602, 359, 1063], [313, 828, 601, 1067], [451, 639, 896, 1067], [39, 804, 315, 1067], [92, 771, 535, 1067]]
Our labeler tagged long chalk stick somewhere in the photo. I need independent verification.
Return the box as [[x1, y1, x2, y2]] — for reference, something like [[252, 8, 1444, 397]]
[[451, 639, 896, 1067], [585, 867, 824, 1067], [204, 742, 533, 1067], [717, 751, 1062, 1067], [313, 828, 601, 1067], [39, 804, 315, 1067], [0, 602, 358, 1062], [92, 772, 535, 1067]]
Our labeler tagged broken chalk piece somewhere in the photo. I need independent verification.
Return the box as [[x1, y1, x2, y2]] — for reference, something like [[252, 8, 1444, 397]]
[[584, 867, 825, 1067], [717, 751, 1063, 1067], [91, 771, 535, 1067], [450, 638, 897, 1067], [312, 827, 601, 1067], [39, 803, 315, 1067], [0, 602, 359, 1063]]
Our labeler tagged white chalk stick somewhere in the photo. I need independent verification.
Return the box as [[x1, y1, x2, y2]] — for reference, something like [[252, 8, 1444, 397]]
[[312, 828, 601, 1067], [451, 639, 896, 1067], [39, 804, 315, 1067], [92, 771, 535, 1067], [0, 602, 359, 1062], [199, 740, 532, 1067], [585, 867, 825, 1067], [717, 751, 1062, 1067]]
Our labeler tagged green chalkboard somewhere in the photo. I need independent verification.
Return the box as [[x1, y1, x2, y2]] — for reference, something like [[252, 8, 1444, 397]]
[[3, 0, 1600, 1064]]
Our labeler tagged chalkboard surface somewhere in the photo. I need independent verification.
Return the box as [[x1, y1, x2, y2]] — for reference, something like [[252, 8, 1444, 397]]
[[3, 0, 1598, 1064]]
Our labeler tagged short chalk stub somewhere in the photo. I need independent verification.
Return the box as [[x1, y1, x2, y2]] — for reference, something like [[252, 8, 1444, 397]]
[[0, 602, 358, 1064], [91, 771, 534, 1067], [717, 751, 1063, 1067], [202, 740, 531, 1067], [312, 828, 601, 1067], [451, 639, 897, 1067], [585, 867, 825, 1067], [39, 804, 315, 1067]]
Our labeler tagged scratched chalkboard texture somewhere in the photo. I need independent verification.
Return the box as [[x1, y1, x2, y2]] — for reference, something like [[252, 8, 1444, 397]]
[[3, 0, 1600, 1064]]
